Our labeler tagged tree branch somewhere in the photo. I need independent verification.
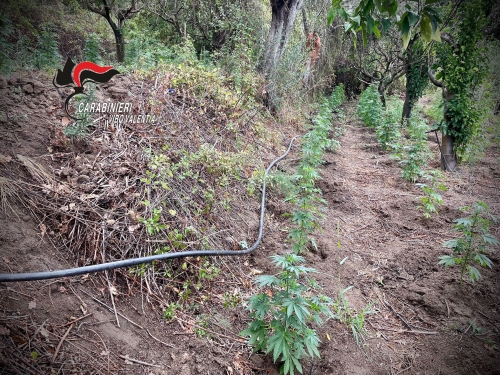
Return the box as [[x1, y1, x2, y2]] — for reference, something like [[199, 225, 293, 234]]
[[428, 69, 443, 88]]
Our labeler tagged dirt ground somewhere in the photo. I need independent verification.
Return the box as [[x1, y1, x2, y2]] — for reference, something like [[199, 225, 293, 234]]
[[1, 71, 499, 375]]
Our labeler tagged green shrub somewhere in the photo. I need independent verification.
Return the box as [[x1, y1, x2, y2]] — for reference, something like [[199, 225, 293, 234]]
[[357, 85, 383, 128], [393, 111, 431, 182], [33, 25, 61, 70], [240, 254, 333, 375], [376, 96, 403, 150], [84, 33, 102, 64], [416, 170, 447, 218], [439, 201, 498, 284]]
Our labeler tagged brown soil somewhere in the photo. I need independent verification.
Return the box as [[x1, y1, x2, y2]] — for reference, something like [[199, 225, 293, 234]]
[[1, 71, 499, 375]]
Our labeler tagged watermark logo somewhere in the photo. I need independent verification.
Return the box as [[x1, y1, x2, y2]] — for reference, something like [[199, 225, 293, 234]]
[[53, 57, 120, 120]]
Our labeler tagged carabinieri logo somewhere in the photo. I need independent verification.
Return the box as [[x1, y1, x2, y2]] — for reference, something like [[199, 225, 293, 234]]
[[53, 57, 120, 120]]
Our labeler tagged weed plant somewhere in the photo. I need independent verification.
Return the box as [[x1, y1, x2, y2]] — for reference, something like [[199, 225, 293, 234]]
[[376, 97, 402, 150], [332, 286, 374, 347], [84, 33, 102, 64], [240, 254, 333, 375], [392, 111, 432, 182], [439, 201, 498, 284], [63, 84, 96, 142], [357, 85, 383, 128], [416, 170, 447, 218], [287, 86, 345, 254]]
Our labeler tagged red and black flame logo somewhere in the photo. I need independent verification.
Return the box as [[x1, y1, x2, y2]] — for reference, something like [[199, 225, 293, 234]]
[[53, 58, 120, 120]]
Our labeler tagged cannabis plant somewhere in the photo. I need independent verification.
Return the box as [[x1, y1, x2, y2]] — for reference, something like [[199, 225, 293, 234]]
[[439, 201, 498, 284], [240, 254, 333, 375], [416, 170, 447, 218], [357, 85, 383, 128]]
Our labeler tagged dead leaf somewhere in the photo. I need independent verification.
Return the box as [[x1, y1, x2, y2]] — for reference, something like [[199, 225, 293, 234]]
[[39, 328, 49, 339], [0, 154, 12, 164], [39, 223, 47, 238], [128, 224, 139, 233], [61, 117, 71, 126], [28, 301, 36, 309], [59, 286, 67, 293]]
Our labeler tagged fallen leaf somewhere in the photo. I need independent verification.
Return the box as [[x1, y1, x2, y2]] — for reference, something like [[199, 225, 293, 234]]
[[39, 223, 46, 238], [0, 154, 12, 164], [28, 301, 36, 309], [61, 117, 71, 126], [39, 328, 49, 339], [128, 224, 140, 233]]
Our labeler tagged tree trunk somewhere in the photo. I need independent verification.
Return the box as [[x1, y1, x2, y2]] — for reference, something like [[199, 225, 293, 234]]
[[261, 0, 304, 110], [378, 83, 386, 108], [401, 40, 414, 122], [402, 92, 412, 122], [440, 133, 457, 171], [440, 91, 458, 171], [114, 29, 125, 63]]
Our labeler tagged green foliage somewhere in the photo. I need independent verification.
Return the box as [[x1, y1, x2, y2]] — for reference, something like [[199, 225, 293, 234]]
[[405, 39, 428, 112], [163, 302, 179, 321], [330, 0, 442, 47], [63, 84, 96, 142], [357, 85, 383, 128], [423, 89, 444, 123], [416, 170, 447, 218], [286, 88, 345, 254], [139, 205, 167, 236], [84, 33, 102, 64], [392, 112, 431, 182], [434, 1, 489, 156], [332, 286, 374, 347], [33, 25, 61, 70], [439, 201, 498, 284], [376, 96, 402, 150], [240, 254, 333, 375], [0, 15, 15, 75]]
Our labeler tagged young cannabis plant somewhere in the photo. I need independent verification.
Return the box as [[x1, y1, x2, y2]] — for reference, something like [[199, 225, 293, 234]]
[[240, 254, 333, 375], [416, 170, 447, 218], [357, 85, 383, 128], [439, 201, 498, 284], [332, 286, 374, 347], [392, 112, 431, 182]]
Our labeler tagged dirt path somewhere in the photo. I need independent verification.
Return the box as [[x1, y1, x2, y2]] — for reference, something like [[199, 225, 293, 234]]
[[300, 103, 500, 374]]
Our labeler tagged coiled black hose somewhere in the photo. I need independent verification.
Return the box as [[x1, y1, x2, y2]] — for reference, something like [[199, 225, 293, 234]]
[[0, 137, 299, 282]]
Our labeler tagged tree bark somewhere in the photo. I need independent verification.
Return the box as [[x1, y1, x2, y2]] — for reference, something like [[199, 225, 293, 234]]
[[114, 30, 125, 63], [261, 0, 304, 110], [401, 39, 414, 122]]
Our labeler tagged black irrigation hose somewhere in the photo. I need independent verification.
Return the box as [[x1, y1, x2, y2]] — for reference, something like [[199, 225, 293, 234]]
[[0, 136, 299, 283]]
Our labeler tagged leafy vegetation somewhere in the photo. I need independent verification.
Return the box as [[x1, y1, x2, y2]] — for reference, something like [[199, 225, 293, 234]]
[[357, 84, 383, 129], [439, 201, 498, 284], [393, 111, 432, 182], [416, 170, 447, 219], [240, 254, 333, 375]]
